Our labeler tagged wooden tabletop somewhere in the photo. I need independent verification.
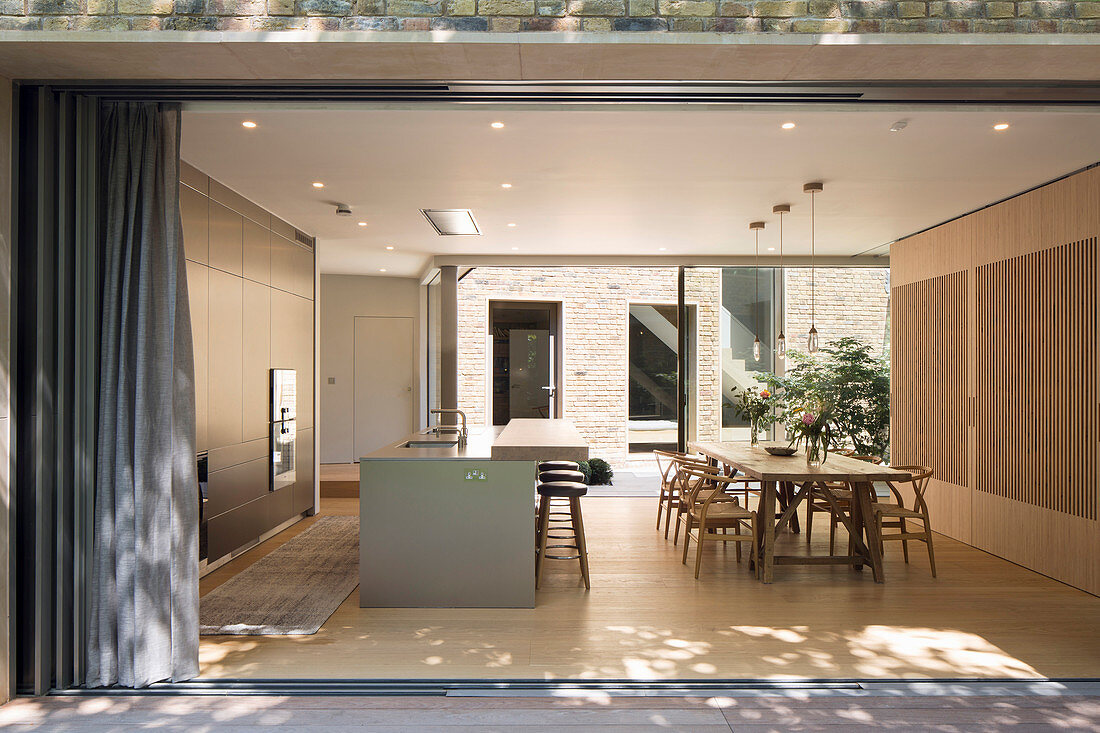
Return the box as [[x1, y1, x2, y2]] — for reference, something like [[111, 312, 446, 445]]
[[491, 419, 590, 462], [689, 441, 909, 482]]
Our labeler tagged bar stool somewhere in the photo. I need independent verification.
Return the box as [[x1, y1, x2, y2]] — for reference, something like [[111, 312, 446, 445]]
[[538, 460, 580, 473], [535, 476, 590, 590], [535, 464, 584, 546]]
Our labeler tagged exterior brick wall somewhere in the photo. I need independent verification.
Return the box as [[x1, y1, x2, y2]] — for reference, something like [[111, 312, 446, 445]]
[[784, 267, 891, 357], [456, 265, 887, 465], [457, 266, 722, 465], [5, 0, 1096, 31]]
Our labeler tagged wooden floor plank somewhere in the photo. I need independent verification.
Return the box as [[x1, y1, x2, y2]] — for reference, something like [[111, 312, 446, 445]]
[[197, 496, 1100, 681]]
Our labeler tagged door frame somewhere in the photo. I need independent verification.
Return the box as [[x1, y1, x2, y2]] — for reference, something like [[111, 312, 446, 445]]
[[486, 299, 564, 425]]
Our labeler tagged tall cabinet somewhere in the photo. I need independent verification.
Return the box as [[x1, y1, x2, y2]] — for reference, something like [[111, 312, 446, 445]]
[[180, 161, 317, 569], [891, 165, 1099, 596]]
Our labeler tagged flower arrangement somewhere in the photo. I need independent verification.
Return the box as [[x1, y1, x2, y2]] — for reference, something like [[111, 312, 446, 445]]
[[788, 396, 834, 466], [731, 386, 781, 445]]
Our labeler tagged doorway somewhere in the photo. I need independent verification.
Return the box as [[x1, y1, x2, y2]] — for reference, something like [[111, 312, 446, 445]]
[[489, 301, 562, 425], [353, 316, 416, 457]]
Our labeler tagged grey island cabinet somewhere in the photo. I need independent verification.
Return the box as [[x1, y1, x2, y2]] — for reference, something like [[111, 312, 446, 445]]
[[359, 419, 588, 608]]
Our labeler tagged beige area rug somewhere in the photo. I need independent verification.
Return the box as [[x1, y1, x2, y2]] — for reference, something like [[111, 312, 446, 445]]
[[200, 516, 359, 635]]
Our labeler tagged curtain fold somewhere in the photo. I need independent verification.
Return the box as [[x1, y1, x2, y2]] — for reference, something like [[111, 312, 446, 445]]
[[87, 102, 198, 688]]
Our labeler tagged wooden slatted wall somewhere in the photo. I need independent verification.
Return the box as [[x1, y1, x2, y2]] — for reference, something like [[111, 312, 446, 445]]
[[975, 238, 1097, 521], [891, 165, 1100, 595]]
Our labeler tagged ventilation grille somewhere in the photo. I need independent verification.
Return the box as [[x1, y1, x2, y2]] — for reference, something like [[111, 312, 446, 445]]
[[295, 230, 314, 249], [975, 237, 1097, 520]]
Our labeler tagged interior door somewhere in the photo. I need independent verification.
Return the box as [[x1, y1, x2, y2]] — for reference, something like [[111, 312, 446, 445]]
[[354, 316, 415, 458], [508, 328, 552, 418]]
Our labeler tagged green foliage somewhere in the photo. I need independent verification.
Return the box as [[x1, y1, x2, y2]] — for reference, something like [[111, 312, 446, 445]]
[[586, 458, 614, 486], [757, 337, 890, 458], [577, 460, 592, 484]]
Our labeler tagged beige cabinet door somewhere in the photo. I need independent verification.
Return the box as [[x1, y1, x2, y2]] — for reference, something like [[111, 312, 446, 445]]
[[353, 316, 416, 459]]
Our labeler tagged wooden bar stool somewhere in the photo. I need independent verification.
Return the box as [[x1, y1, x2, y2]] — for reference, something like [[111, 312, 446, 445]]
[[535, 478, 590, 590]]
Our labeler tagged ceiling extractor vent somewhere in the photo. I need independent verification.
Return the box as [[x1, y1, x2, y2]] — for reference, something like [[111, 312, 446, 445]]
[[421, 209, 481, 236]]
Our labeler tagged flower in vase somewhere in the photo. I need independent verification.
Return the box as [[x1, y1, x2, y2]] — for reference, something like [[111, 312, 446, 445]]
[[760, 389, 771, 399], [802, 412, 816, 426]]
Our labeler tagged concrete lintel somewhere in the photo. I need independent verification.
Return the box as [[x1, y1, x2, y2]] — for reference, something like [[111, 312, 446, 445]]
[[431, 254, 888, 269]]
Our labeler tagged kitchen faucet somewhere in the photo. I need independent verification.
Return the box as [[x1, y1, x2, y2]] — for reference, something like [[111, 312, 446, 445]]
[[429, 408, 468, 446]]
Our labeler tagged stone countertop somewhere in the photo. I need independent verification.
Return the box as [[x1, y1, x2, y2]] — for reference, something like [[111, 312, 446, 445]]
[[361, 419, 590, 462]]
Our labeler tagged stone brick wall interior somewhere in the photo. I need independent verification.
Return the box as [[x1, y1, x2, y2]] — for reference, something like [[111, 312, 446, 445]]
[[8, 0, 1098, 32], [457, 266, 722, 465], [458, 265, 887, 465], [784, 267, 891, 357]]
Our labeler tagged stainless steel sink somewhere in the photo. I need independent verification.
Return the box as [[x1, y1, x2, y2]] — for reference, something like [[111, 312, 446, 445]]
[[403, 439, 459, 448]]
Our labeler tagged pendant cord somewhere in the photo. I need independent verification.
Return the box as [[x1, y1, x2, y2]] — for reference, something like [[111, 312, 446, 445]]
[[754, 228, 759, 339], [810, 190, 815, 327], [778, 210, 784, 337]]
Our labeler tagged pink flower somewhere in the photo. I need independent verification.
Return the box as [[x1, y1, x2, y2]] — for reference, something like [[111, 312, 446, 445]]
[[760, 390, 771, 399], [802, 413, 816, 426]]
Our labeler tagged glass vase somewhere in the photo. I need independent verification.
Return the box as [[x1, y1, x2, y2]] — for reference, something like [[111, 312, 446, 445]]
[[750, 418, 761, 446], [805, 433, 825, 467]]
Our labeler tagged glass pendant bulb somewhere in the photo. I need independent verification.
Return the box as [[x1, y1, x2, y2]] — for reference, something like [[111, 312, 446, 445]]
[[777, 332, 787, 360], [808, 324, 819, 353], [753, 336, 761, 361]]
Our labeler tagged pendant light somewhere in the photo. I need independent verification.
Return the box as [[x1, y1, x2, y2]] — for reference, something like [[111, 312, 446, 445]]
[[772, 203, 791, 360], [749, 220, 766, 361], [804, 182, 823, 353]]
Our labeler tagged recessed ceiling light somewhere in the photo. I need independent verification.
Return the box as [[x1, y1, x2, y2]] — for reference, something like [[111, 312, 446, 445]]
[[890, 120, 909, 132], [312, 182, 324, 188], [767, 247, 776, 251], [507, 222, 516, 227], [490, 121, 505, 129], [511, 246, 519, 250], [659, 247, 667, 251], [781, 122, 796, 130], [385, 245, 395, 250], [357, 221, 367, 227], [379, 268, 387, 273], [993, 123, 1010, 131], [241, 120, 257, 129], [501, 183, 512, 189]]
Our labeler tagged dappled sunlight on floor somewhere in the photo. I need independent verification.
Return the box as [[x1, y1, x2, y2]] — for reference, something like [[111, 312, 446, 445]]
[[198, 497, 1100, 682]]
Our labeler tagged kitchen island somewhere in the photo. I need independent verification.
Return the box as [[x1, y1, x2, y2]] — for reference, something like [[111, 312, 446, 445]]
[[359, 419, 588, 608]]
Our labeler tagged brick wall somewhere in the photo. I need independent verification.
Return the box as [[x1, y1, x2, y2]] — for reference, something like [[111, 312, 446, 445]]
[[784, 267, 891, 357], [456, 265, 887, 465], [457, 266, 722, 464], [6, 0, 1096, 32]]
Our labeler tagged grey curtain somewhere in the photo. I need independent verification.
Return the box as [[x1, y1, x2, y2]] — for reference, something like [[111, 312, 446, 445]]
[[87, 102, 199, 688]]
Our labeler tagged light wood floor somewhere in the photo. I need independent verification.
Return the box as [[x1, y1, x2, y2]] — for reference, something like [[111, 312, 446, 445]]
[[199, 495, 1100, 681], [5, 694, 1100, 731]]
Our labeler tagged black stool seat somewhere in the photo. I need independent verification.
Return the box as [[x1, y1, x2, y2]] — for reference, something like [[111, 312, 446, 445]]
[[539, 469, 585, 484], [537, 481, 588, 498], [538, 460, 580, 472]]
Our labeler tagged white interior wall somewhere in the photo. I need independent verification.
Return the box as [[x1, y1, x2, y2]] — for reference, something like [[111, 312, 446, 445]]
[[319, 273, 421, 464]]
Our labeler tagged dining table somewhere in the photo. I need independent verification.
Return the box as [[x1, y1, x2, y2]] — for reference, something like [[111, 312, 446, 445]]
[[688, 440, 912, 583]]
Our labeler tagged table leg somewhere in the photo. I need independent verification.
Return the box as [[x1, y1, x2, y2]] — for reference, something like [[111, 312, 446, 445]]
[[854, 481, 885, 583], [786, 481, 801, 533], [759, 481, 777, 583]]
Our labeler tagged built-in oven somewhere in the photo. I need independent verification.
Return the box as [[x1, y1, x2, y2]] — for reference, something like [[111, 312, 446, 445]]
[[271, 368, 297, 492], [197, 451, 209, 562]]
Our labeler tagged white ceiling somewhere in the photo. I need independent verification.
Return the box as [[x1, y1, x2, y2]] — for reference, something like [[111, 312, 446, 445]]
[[181, 106, 1100, 278]]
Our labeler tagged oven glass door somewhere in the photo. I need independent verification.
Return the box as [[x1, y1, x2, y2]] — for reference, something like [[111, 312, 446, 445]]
[[272, 419, 296, 491]]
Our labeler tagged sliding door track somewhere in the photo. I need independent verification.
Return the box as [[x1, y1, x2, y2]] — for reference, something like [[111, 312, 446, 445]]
[[46, 677, 1099, 698]]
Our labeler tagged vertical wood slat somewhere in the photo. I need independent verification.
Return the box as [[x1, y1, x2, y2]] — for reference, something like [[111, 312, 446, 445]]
[[975, 238, 1098, 521]]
